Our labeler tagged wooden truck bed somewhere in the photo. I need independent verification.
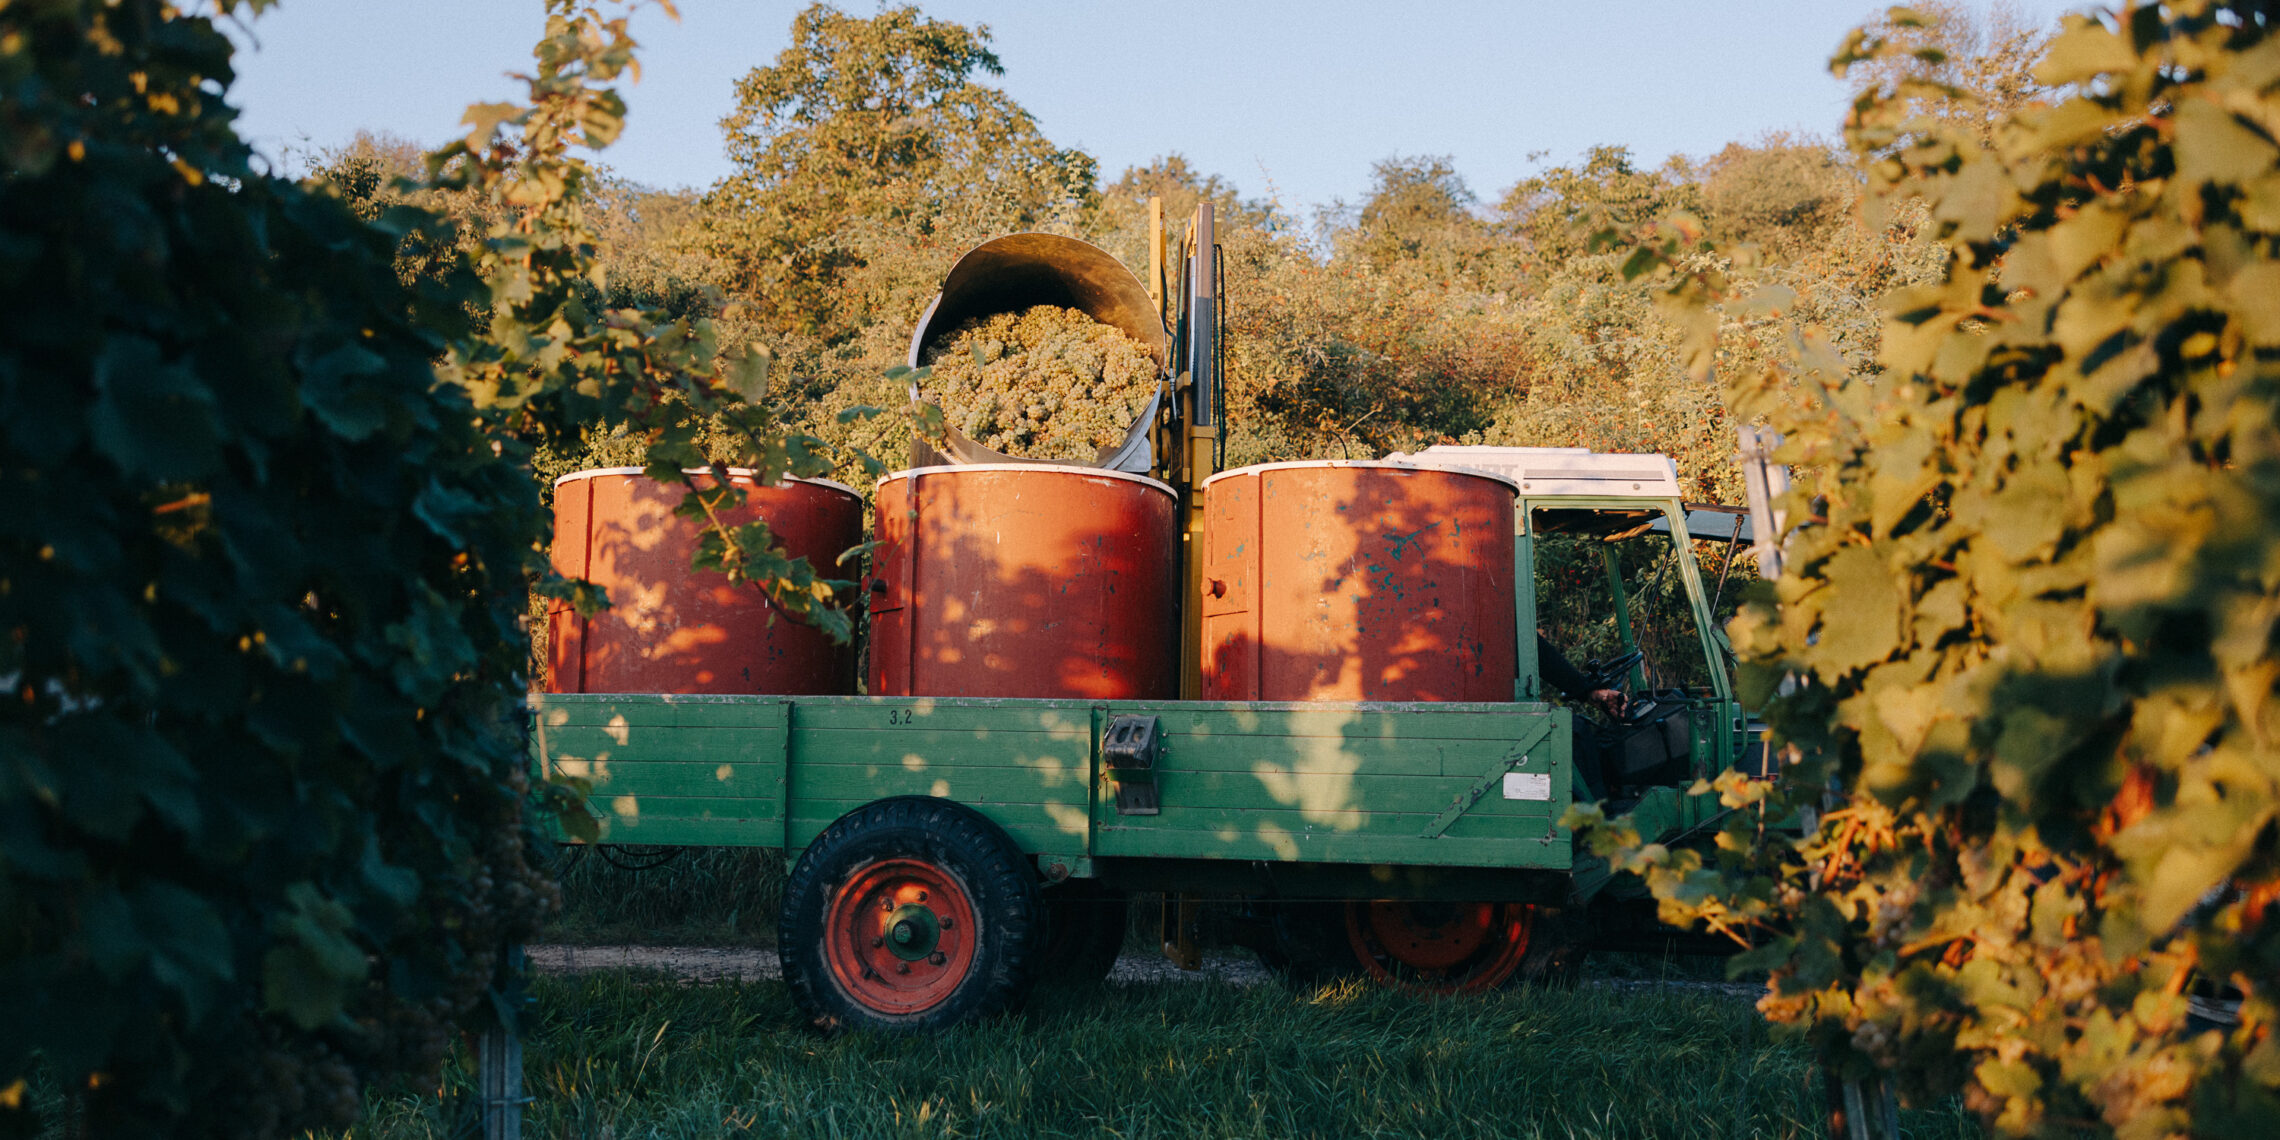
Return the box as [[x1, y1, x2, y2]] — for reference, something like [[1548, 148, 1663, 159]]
[[530, 694, 1576, 874]]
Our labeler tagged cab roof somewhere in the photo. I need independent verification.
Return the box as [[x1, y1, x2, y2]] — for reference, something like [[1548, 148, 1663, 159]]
[[1388, 445, 1684, 499]]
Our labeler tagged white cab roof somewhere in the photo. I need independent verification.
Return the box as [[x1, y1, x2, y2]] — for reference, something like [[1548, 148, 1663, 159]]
[[1386, 446, 1684, 498]]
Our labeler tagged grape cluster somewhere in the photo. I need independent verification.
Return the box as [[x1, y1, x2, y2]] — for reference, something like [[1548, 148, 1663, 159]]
[[921, 304, 1159, 461], [156, 766, 562, 1140]]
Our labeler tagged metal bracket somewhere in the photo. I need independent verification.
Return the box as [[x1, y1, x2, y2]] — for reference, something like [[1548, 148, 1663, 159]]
[[1420, 718, 1556, 838], [1103, 713, 1161, 815]]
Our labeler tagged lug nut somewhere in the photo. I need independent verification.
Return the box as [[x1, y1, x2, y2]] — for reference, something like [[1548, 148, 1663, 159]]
[[929, 952, 947, 966], [897, 962, 912, 974], [871, 936, 884, 948], [916, 890, 928, 901], [939, 916, 954, 929]]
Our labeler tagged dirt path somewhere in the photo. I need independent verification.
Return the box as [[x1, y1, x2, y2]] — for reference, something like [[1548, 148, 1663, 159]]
[[524, 944, 1762, 1000], [526, 943, 1275, 987]]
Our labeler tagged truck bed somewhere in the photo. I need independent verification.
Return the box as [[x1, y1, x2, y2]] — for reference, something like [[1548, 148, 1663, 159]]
[[531, 694, 1575, 873]]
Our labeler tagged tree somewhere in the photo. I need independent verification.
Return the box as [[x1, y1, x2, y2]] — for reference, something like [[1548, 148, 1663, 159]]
[[1345, 155, 1494, 278], [0, 1, 859, 1134], [1697, 133, 1859, 265], [697, 3, 1095, 343], [0, 2, 557, 1134], [1843, 1, 2051, 146], [1597, 3, 2280, 1134]]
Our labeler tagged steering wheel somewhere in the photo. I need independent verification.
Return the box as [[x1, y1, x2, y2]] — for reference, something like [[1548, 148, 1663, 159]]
[[1584, 650, 1643, 693]]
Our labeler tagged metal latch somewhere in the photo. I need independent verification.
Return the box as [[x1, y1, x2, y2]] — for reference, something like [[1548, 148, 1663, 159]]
[[1102, 714, 1161, 816]]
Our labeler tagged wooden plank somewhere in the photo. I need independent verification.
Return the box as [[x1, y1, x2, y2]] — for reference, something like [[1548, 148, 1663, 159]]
[[1121, 768, 1480, 815], [792, 762, 1093, 801], [787, 801, 1089, 857], [584, 792, 780, 816], [1091, 824, 1569, 870], [532, 694, 790, 727], [792, 699, 1097, 738], [540, 726, 786, 774], [1139, 735, 1534, 777], [545, 759, 782, 800], [789, 733, 1088, 772], [1421, 716, 1557, 837], [1103, 801, 1556, 834], [1121, 704, 1560, 745]]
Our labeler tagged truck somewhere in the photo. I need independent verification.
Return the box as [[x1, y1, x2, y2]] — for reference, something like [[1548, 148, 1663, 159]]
[[530, 203, 1770, 1031]]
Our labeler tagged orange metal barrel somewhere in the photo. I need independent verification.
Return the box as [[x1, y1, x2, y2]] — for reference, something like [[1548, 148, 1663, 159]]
[[868, 465, 1178, 699], [1199, 461, 1518, 702], [547, 468, 862, 695]]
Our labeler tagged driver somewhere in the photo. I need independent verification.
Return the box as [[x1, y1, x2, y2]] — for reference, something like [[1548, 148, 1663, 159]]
[[1537, 633, 1626, 801]]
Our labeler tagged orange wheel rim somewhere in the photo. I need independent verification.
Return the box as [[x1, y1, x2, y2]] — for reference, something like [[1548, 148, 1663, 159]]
[[823, 857, 979, 1015], [1344, 900, 1531, 994]]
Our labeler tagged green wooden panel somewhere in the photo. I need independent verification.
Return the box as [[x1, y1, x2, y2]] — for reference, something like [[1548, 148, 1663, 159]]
[[792, 760, 1092, 801], [530, 694, 1576, 873], [540, 725, 781, 770], [786, 800, 1089, 858], [1107, 702, 1559, 745], [792, 698, 1098, 737], [532, 694, 789, 849], [547, 759, 780, 799], [531, 693, 792, 729], [1098, 802, 1557, 837], [1091, 824, 1570, 869], [1090, 702, 1568, 867], [1115, 769, 1478, 815]]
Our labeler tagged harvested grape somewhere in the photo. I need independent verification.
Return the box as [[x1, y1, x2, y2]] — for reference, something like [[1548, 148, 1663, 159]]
[[920, 304, 1158, 461]]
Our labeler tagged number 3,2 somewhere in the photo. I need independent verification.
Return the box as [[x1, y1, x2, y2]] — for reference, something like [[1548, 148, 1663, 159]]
[[887, 708, 915, 726]]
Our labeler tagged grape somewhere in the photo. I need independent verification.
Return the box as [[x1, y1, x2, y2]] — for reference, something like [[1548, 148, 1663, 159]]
[[920, 305, 1159, 461]]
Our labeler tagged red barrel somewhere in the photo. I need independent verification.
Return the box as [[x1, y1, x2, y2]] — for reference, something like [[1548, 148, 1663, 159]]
[[547, 468, 862, 695], [868, 465, 1177, 699], [1199, 461, 1517, 702]]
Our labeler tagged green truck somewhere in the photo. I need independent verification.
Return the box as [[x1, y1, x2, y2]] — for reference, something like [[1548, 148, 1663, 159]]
[[531, 208, 1770, 1031]]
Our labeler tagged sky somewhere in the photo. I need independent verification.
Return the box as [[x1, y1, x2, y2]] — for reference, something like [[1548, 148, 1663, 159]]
[[223, 1, 2088, 217]]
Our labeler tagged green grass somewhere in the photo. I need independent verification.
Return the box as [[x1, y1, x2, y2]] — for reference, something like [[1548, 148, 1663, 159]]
[[334, 972, 1983, 1140]]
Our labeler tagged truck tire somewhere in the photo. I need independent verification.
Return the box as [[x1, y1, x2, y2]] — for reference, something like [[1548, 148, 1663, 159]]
[[1032, 879, 1127, 988], [1343, 899, 1535, 993], [779, 796, 1041, 1032]]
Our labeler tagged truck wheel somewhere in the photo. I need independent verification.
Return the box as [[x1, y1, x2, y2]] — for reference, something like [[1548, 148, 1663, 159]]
[[1342, 900, 1534, 994], [1033, 879, 1127, 988], [779, 797, 1041, 1031]]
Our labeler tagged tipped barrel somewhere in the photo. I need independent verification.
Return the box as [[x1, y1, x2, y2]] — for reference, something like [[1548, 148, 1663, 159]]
[[907, 233, 1168, 371]]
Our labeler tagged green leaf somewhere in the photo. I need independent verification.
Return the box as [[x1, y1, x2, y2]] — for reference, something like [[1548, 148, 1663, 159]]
[[2174, 98, 2280, 190], [299, 342, 395, 441], [1807, 546, 1903, 676], [90, 337, 220, 482], [2033, 21, 2137, 86], [725, 343, 772, 404], [460, 101, 523, 149], [262, 883, 367, 1030]]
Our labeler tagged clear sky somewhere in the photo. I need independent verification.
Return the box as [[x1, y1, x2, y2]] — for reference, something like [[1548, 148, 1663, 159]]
[[224, 1, 2087, 216]]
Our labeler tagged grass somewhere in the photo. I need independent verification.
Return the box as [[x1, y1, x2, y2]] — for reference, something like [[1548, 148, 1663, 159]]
[[332, 971, 1984, 1140]]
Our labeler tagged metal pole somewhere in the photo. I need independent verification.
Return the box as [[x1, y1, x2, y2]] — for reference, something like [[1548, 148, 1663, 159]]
[[1147, 196, 1165, 324], [477, 1027, 522, 1140], [478, 946, 527, 1140], [1177, 203, 1219, 702]]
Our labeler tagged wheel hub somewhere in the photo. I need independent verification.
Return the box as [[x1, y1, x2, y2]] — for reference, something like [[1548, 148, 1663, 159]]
[[823, 858, 979, 1015], [884, 903, 941, 961]]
